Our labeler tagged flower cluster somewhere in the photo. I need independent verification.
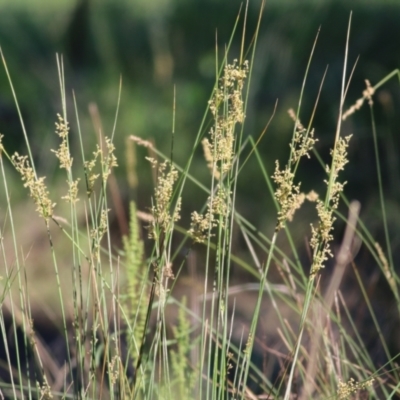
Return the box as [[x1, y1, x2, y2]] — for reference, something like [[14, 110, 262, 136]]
[[310, 135, 351, 275], [273, 163, 305, 231], [190, 60, 248, 241], [51, 114, 81, 203], [342, 79, 375, 120], [83, 136, 118, 197], [62, 178, 80, 204], [147, 158, 181, 239], [337, 377, 374, 399], [102, 136, 118, 183], [12, 153, 55, 220], [288, 108, 317, 164], [52, 114, 72, 170], [272, 110, 317, 231], [189, 186, 230, 243], [202, 59, 249, 180]]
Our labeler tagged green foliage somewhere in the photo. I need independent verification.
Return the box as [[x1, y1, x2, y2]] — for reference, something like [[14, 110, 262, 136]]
[[121, 201, 147, 360], [169, 297, 197, 399]]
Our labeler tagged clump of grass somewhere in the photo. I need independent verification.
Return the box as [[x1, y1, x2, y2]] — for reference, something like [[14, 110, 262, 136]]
[[0, 50, 125, 399], [1, 5, 400, 400]]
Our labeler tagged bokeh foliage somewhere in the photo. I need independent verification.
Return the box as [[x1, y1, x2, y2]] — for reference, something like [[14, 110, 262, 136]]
[[1, 0, 400, 237]]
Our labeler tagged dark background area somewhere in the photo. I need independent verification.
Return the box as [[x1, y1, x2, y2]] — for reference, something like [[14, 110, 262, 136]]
[[1, 0, 399, 226], [1, 1, 400, 280], [2, 0, 400, 295]]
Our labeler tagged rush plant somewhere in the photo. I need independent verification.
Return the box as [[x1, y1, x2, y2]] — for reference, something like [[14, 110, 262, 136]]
[[1, 3, 400, 400]]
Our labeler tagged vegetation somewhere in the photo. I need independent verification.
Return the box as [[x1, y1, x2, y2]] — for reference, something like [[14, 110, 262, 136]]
[[1, 2, 400, 399]]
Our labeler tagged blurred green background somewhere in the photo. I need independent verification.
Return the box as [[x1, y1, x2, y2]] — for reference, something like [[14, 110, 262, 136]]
[[1, 0, 400, 262]]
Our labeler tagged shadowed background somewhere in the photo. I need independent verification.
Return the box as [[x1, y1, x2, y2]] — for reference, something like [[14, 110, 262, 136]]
[[1, 0, 400, 218]]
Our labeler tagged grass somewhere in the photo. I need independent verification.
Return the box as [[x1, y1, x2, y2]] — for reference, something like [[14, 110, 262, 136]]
[[1, 2, 400, 399]]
